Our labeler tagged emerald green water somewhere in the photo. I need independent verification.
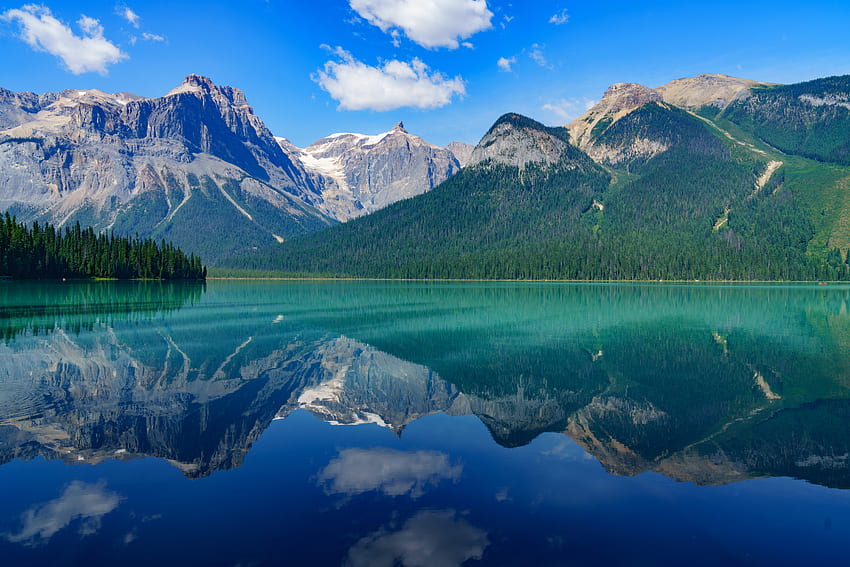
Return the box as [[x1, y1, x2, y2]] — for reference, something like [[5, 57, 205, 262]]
[[0, 280, 848, 565]]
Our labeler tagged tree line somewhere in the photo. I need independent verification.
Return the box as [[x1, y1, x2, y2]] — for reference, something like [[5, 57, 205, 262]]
[[223, 149, 850, 281], [0, 213, 206, 279]]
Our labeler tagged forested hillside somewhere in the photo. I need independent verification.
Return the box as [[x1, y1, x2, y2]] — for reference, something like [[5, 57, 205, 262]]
[[721, 75, 850, 165], [225, 110, 850, 281], [0, 213, 206, 279], [224, 157, 610, 278]]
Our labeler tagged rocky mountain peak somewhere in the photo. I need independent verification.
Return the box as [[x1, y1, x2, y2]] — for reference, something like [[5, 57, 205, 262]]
[[468, 113, 573, 169], [654, 73, 770, 110], [567, 83, 662, 149], [183, 73, 215, 88], [166, 74, 250, 108], [0, 76, 329, 257], [171, 74, 217, 94], [602, 82, 663, 109], [167, 74, 212, 96], [568, 74, 773, 152], [295, 122, 461, 220]]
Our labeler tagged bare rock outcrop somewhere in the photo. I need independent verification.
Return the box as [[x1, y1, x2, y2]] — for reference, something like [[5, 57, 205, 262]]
[[446, 141, 474, 167], [291, 121, 461, 221], [654, 73, 770, 110], [568, 83, 662, 150], [468, 113, 574, 170]]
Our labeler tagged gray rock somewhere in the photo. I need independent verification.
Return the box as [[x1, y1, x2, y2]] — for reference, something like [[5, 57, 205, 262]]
[[291, 121, 462, 221], [0, 75, 333, 260], [467, 113, 573, 170], [0, 76, 466, 257], [446, 141, 474, 167]]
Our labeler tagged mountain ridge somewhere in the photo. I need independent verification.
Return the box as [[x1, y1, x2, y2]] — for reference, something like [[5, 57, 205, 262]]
[[568, 73, 772, 153], [228, 72, 850, 280], [288, 120, 461, 220], [4, 71, 850, 277], [0, 74, 465, 262]]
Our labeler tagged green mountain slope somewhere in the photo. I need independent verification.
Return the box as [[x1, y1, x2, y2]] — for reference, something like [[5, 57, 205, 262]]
[[225, 106, 847, 280], [590, 102, 827, 279], [721, 75, 850, 165], [668, 77, 850, 255], [110, 172, 332, 261], [224, 120, 611, 278]]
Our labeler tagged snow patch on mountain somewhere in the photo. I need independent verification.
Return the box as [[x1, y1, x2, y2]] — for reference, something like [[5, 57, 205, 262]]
[[287, 121, 461, 221]]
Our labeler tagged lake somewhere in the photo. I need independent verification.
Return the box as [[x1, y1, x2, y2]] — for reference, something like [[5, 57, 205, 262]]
[[0, 280, 849, 566]]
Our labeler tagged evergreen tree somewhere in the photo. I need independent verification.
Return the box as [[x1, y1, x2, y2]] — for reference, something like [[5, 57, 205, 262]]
[[0, 216, 205, 280]]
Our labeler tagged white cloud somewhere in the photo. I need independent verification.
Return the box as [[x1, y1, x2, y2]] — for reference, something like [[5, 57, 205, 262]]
[[118, 6, 140, 28], [347, 509, 489, 567], [77, 15, 100, 36], [142, 32, 164, 41], [318, 448, 462, 498], [315, 48, 466, 111], [542, 97, 597, 123], [497, 56, 516, 72], [529, 43, 552, 70], [2, 5, 127, 75], [349, 0, 493, 49], [549, 9, 570, 25], [6, 481, 121, 546]]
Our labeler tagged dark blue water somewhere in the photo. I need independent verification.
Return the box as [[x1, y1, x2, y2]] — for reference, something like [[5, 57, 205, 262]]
[[0, 280, 848, 566]]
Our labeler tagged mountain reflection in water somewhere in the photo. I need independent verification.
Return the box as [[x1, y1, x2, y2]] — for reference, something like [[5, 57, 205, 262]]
[[0, 281, 849, 489]]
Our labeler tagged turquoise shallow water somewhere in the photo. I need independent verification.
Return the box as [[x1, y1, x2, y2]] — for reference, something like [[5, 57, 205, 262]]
[[0, 280, 849, 566]]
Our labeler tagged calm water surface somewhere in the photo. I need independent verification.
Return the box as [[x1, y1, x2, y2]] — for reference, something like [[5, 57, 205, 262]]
[[0, 280, 849, 566]]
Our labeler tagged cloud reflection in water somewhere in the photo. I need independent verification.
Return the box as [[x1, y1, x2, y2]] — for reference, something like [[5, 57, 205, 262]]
[[346, 509, 489, 567], [6, 481, 121, 546], [318, 447, 462, 498]]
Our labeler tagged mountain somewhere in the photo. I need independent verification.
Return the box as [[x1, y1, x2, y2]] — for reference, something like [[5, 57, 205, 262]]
[[566, 74, 771, 160], [0, 75, 334, 261], [572, 73, 850, 255], [566, 81, 663, 151], [229, 73, 850, 280], [467, 112, 576, 168], [283, 121, 461, 221], [5, 71, 850, 277], [446, 141, 475, 167], [226, 113, 613, 278], [0, 76, 463, 263], [653, 73, 769, 110], [721, 75, 850, 164]]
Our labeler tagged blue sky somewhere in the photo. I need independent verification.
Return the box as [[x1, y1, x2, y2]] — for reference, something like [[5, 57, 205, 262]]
[[1, 1, 849, 147]]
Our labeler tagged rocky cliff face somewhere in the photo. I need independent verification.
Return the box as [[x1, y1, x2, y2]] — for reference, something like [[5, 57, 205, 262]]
[[0, 75, 335, 261], [0, 76, 467, 258], [289, 122, 461, 221], [446, 141, 475, 167], [567, 83, 662, 151], [654, 73, 769, 110], [566, 74, 770, 162], [467, 113, 577, 170]]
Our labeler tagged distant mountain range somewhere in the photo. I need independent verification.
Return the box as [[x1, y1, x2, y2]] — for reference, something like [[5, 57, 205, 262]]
[[228, 73, 850, 280], [0, 74, 469, 262], [3, 72, 850, 278]]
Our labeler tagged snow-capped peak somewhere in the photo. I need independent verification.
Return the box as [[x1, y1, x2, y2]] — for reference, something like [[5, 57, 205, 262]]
[[282, 122, 461, 222]]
